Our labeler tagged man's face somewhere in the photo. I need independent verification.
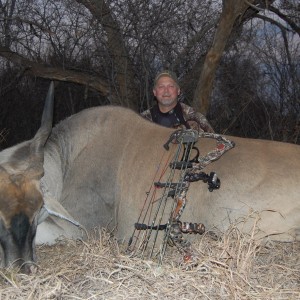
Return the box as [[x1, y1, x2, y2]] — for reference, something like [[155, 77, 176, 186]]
[[153, 76, 180, 111]]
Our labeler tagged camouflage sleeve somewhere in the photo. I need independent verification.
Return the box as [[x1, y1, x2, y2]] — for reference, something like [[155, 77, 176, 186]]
[[180, 103, 214, 133], [140, 109, 153, 122]]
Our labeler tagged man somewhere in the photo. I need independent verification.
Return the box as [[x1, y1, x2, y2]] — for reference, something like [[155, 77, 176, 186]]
[[141, 70, 214, 133]]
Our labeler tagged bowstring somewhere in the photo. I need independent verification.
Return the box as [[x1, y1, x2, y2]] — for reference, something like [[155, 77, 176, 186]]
[[127, 140, 175, 255]]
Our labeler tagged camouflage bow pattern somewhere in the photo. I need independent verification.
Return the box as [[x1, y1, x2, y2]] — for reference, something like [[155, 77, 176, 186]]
[[127, 129, 235, 264]]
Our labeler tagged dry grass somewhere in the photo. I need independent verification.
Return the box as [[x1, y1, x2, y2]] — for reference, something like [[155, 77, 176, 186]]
[[0, 225, 299, 300]]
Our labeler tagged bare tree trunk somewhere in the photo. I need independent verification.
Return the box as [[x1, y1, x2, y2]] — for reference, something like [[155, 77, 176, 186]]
[[193, 0, 253, 114], [76, 0, 139, 110]]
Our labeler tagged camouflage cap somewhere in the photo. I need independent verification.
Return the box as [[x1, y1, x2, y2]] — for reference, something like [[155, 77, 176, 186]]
[[154, 70, 179, 87]]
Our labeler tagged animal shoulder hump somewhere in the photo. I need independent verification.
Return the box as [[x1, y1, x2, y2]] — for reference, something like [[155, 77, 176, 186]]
[[67, 106, 143, 130]]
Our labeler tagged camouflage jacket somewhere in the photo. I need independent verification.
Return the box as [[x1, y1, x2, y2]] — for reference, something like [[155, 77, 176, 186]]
[[141, 102, 214, 133]]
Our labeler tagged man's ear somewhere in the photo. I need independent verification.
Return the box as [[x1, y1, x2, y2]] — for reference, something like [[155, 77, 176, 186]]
[[153, 89, 157, 96], [178, 88, 181, 95]]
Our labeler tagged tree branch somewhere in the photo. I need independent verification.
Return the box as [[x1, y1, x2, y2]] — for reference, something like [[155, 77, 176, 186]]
[[269, 5, 300, 36], [0, 46, 111, 96]]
